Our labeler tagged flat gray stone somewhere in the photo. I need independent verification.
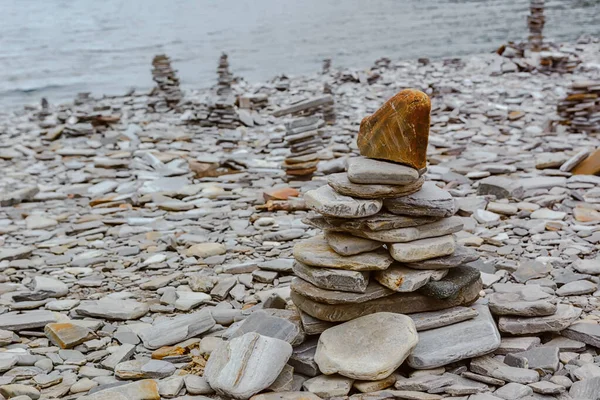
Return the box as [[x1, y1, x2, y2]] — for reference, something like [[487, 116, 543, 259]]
[[477, 176, 524, 199], [561, 321, 600, 348], [307, 212, 440, 232], [556, 279, 598, 296], [138, 308, 216, 349], [115, 358, 175, 380], [350, 216, 463, 243], [328, 173, 424, 199], [495, 337, 541, 355], [0, 311, 56, 331], [316, 313, 418, 380], [324, 231, 381, 256], [402, 245, 479, 270], [303, 375, 354, 398], [76, 298, 149, 320], [204, 332, 292, 399], [389, 235, 456, 263], [291, 277, 394, 305], [573, 258, 600, 275], [407, 304, 500, 369], [289, 338, 320, 377], [347, 156, 419, 185], [293, 261, 369, 293], [305, 185, 382, 218], [493, 382, 533, 399], [511, 261, 551, 283], [0, 246, 35, 262], [384, 182, 456, 217], [419, 265, 481, 300], [409, 306, 479, 331], [512, 346, 560, 373], [375, 266, 447, 293], [230, 310, 304, 346], [498, 304, 582, 335], [488, 286, 557, 317], [294, 235, 393, 271]]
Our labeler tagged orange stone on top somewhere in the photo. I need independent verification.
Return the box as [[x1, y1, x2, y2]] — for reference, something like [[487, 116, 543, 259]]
[[357, 89, 431, 170]]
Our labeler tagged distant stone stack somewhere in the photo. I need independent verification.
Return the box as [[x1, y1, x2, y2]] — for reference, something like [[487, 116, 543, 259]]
[[207, 96, 238, 129], [282, 116, 325, 179], [527, 0, 545, 52], [539, 49, 581, 73], [557, 80, 600, 134], [322, 59, 331, 75], [273, 95, 335, 125], [216, 53, 233, 96], [151, 54, 182, 108]]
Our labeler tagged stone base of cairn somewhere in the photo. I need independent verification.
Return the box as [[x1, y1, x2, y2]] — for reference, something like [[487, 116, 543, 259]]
[[150, 54, 182, 110], [527, 0, 545, 51], [282, 116, 325, 179], [557, 80, 600, 134]]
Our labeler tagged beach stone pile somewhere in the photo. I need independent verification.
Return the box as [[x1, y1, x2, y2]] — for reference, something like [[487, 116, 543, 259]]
[[558, 80, 600, 135], [216, 53, 233, 96], [282, 116, 326, 179], [273, 95, 335, 124], [150, 54, 182, 110], [528, 0, 545, 52]]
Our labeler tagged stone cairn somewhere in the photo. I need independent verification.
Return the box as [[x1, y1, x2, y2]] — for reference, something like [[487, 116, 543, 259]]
[[150, 54, 182, 109], [207, 53, 238, 128], [527, 0, 545, 52], [282, 116, 325, 179], [216, 53, 233, 96], [557, 80, 600, 134]]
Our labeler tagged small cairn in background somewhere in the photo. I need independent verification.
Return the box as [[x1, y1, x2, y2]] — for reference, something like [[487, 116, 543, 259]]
[[527, 0, 545, 52], [150, 54, 182, 110]]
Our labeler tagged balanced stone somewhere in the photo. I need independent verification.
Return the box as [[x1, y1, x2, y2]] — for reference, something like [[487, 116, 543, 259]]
[[351, 216, 463, 243], [229, 310, 305, 346], [389, 235, 456, 263], [305, 185, 382, 218], [76, 298, 149, 320], [294, 235, 393, 271], [401, 246, 479, 270], [315, 313, 418, 380], [409, 306, 479, 331], [44, 323, 96, 349], [291, 278, 482, 322], [204, 332, 292, 399], [324, 231, 381, 256], [327, 173, 424, 199], [498, 304, 582, 334], [357, 89, 430, 170], [374, 266, 447, 293], [347, 156, 420, 185], [418, 265, 481, 299], [293, 261, 370, 293], [384, 182, 455, 217], [307, 213, 440, 232], [291, 278, 395, 305], [407, 304, 501, 369], [488, 286, 557, 316]]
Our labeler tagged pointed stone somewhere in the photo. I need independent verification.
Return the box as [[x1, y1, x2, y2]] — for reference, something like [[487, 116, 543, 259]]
[[357, 89, 430, 170]]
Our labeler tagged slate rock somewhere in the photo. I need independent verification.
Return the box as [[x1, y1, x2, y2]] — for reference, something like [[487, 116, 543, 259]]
[[76, 298, 149, 320], [230, 310, 305, 346], [328, 173, 424, 199], [375, 266, 447, 293], [293, 261, 370, 293], [347, 156, 419, 185], [419, 265, 481, 300], [305, 185, 382, 218], [561, 321, 600, 348], [389, 235, 456, 263], [409, 306, 479, 331], [384, 182, 455, 218], [488, 286, 557, 317], [498, 304, 582, 335], [138, 308, 216, 349], [402, 245, 479, 270], [350, 216, 463, 243], [324, 231, 382, 256]]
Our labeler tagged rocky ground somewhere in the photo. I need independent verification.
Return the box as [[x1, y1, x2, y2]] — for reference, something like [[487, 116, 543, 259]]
[[1, 37, 600, 400]]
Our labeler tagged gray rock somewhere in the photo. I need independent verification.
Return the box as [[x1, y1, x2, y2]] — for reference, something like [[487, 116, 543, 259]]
[[409, 306, 479, 331], [556, 279, 597, 296], [138, 308, 216, 349], [291, 277, 395, 305], [407, 304, 500, 369], [328, 173, 424, 199], [512, 346, 560, 373], [488, 286, 557, 316], [511, 261, 552, 283], [293, 261, 369, 293], [78, 379, 159, 400], [477, 176, 524, 199], [529, 380, 565, 395], [315, 313, 418, 380], [384, 182, 456, 217], [561, 321, 600, 348], [289, 338, 320, 377], [402, 245, 479, 270], [184, 375, 214, 395], [303, 375, 354, 397], [498, 304, 582, 335], [0, 384, 40, 400], [375, 266, 447, 293], [76, 298, 149, 320], [493, 382, 533, 399], [389, 235, 456, 263], [0, 310, 56, 331], [569, 377, 600, 399], [308, 212, 440, 232], [573, 258, 600, 275], [419, 265, 481, 299], [347, 156, 419, 185], [230, 310, 305, 345], [324, 231, 381, 256], [350, 216, 463, 243], [100, 344, 136, 370], [305, 185, 382, 218], [115, 358, 175, 379], [204, 332, 292, 399]]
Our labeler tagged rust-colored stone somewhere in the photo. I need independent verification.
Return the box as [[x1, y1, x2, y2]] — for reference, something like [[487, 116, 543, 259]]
[[151, 345, 186, 359], [574, 206, 600, 222], [263, 187, 300, 201], [286, 167, 317, 176], [357, 89, 430, 170], [572, 148, 600, 175]]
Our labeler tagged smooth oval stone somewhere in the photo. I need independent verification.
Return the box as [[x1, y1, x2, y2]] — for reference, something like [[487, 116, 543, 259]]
[[291, 278, 482, 322], [347, 156, 420, 185], [294, 235, 394, 271], [389, 235, 456, 263], [305, 185, 382, 219], [324, 231, 382, 256], [351, 216, 463, 243], [357, 89, 430, 170], [384, 182, 456, 217], [401, 245, 479, 270], [293, 261, 370, 294], [315, 313, 418, 380], [328, 173, 424, 199]]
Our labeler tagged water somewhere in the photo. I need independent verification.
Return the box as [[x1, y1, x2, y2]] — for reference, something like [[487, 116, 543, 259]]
[[1, 0, 599, 108]]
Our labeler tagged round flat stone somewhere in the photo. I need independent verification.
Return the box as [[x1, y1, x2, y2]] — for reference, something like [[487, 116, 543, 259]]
[[294, 235, 394, 271], [402, 245, 479, 270], [328, 173, 424, 199], [347, 156, 419, 185], [305, 185, 382, 219], [315, 313, 418, 380]]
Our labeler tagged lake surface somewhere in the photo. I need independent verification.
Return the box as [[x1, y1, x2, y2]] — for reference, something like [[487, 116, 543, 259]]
[[1, 0, 599, 108]]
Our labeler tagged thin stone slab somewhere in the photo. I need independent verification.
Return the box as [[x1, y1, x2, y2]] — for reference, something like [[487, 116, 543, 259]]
[[305, 213, 440, 232], [418, 266, 481, 299], [293, 261, 370, 293], [389, 235, 456, 263], [384, 182, 456, 217], [407, 304, 501, 369], [229, 310, 305, 346], [0, 311, 57, 331], [289, 338, 320, 377], [347, 156, 419, 185], [315, 313, 418, 380], [488, 286, 557, 317], [498, 304, 582, 335], [294, 235, 393, 271], [138, 308, 216, 349], [204, 332, 292, 399], [305, 185, 382, 218], [561, 321, 600, 348], [291, 278, 482, 322], [512, 346, 560, 373], [327, 173, 424, 199], [291, 278, 394, 305], [375, 266, 447, 293], [352, 216, 463, 243], [76, 298, 149, 321], [409, 307, 479, 331], [569, 376, 600, 399], [324, 231, 382, 256], [401, 246, 479, 270]]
